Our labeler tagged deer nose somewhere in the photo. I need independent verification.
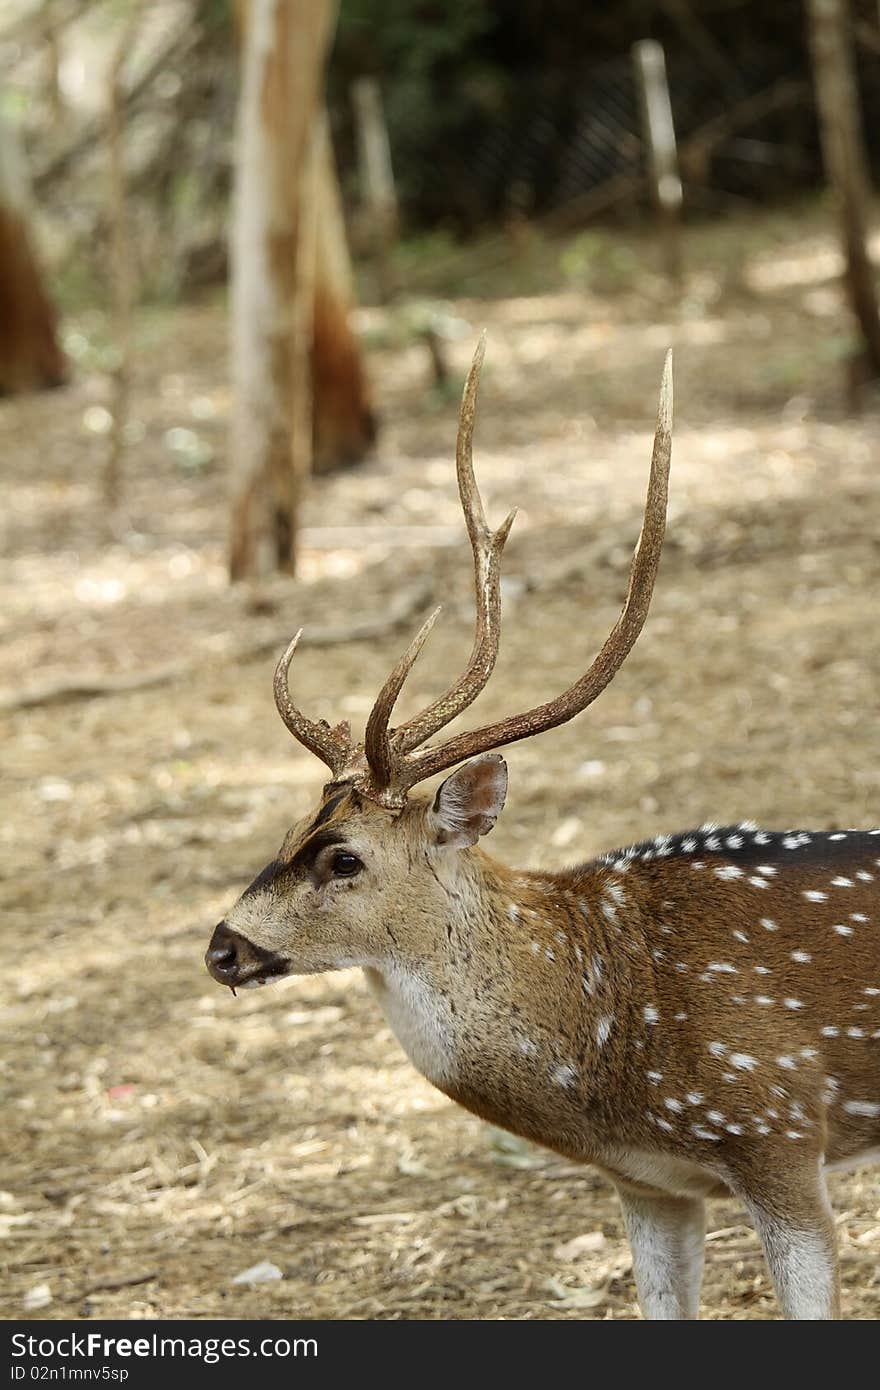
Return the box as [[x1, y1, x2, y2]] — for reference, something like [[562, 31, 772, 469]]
[[205, 921, 240, 982]]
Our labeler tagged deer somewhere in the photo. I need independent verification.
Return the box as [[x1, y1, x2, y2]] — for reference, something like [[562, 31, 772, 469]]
[[206, 339, 880, 1320]]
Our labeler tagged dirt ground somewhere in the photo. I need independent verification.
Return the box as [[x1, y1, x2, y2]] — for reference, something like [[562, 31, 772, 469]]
[[2, 206, 880, 1321]]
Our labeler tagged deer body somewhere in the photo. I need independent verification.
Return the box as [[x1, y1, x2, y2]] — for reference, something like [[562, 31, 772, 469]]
[[365, 829, 880, 1185], [206, 344, 878, 1317]]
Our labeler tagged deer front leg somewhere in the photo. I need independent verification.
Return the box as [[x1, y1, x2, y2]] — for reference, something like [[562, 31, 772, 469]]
[[740, 1164, 840, 1320], [616, 1186, 706, 1320]]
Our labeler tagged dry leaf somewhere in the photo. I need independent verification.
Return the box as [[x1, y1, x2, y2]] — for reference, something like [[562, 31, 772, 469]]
[[554, 1231, 606, 1260]]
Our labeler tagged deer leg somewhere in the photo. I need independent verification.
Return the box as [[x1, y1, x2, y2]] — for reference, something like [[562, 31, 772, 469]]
[[616, 1186, 706, 1320], [741, 1165, 840, 1320]]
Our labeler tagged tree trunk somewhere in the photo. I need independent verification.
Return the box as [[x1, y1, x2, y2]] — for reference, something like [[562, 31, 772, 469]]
[[632, 40, 683, 285], [0, 113, 65, 396], [351, 76, 399, 302], [229, 0, 337, 581], [311, 110, 377, 475], [807, 0, 880, 379]]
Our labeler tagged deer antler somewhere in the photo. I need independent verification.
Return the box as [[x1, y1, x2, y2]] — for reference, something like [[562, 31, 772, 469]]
[[362, 334, 516, 787], [273, 630, 354, 775], [397, 349, 673, 787], [272, 342, 673, 807], [362, 346, 673, 800]]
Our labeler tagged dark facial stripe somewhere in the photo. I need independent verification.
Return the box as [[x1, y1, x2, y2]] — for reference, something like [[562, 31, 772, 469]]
[[312, 790, 350, 829], [291, 829, 347, 872], [241, 858, 283, 897]]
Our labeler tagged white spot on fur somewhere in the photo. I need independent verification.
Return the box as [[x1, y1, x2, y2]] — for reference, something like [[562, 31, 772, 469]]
[[730, 1052, 758, 1071], [803, 891, 827, 902], [791, 951, 811, 963], [596, 1015, 613, 1047], [643, 1005, 659, 1025], [843, 1100, 880, 1117], [760, 918, 778, 932]]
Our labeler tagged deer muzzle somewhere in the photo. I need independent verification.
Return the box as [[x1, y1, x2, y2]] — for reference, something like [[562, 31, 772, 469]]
[[205, 921, 289, 990]]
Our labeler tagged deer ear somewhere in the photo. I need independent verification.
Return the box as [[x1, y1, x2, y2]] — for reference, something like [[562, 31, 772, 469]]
[[428, 754, 508, 849]]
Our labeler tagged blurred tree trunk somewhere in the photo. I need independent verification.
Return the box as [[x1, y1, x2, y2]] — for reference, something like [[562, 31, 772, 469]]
[[229, 0, 335, 579], [0, 112, 65, 396], [312, 110, 376, 474], [807, 0, 880, 379], [229, 0, 373, 580]]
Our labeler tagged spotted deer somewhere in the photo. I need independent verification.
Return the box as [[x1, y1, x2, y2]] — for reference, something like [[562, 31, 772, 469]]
[[206, 341, 879, 1320]]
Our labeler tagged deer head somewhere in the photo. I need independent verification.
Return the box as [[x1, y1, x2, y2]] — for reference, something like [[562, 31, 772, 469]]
[[206, 339, 672, 992]]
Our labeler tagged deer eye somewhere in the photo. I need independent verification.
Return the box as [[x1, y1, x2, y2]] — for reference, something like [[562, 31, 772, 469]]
[[331, 851, 363, 878]]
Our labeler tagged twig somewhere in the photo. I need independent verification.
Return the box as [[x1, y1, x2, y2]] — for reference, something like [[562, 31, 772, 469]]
[[81, 1270, 157, 1296], [679, 78, 810, 181], [0, 578, 433, 711]]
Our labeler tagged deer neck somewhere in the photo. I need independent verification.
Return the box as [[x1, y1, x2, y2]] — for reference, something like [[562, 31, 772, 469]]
[[363, 849, 649, 1157]]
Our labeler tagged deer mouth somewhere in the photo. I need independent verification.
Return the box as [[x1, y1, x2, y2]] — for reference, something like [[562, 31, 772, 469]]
[[205, 920, 290, 991], [237, 960, 290, 990]]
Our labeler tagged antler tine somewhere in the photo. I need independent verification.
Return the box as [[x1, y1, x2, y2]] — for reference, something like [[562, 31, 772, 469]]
[[397, 350, 674, 790], [273, 630, 353, 774], [363, 606, 443, 789], [393, 332, 517, 758]]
